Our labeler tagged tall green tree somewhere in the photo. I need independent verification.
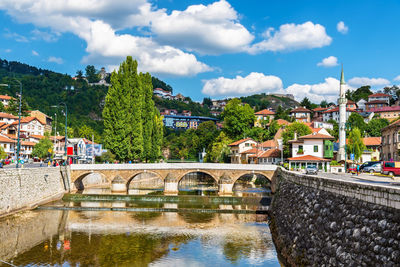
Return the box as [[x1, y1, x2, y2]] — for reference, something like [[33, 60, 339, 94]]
[[365, 118, 389, 137], [281, 122, 312, 157], [141, 73, 154, 162], [300, 97, 312, 110], [85, 65, 99, 83], [150, 113, 163, 161], [347, 128, 366, 162], [347, 113, 367, 135], [222, 98, 255, 140], [206, 132, 232, 163], [32, 134, 53, 159]]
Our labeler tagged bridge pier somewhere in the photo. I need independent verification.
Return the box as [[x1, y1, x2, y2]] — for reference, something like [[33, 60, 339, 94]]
[[164, 173, 179, 195], [218, 173, 234, 195], [111, 176, 126, 193]]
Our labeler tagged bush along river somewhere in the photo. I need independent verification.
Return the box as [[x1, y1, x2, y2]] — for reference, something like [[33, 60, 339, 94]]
[[0, 173, 283, 266]]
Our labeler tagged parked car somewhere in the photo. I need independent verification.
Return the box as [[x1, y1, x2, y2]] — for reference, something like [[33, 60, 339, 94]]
[[3, 159, 10, 165], [362, 162, 381, 173], [360, 161, 380, 172], [381, 161, 400, 176], [347, 164, 357, 173], [305, 165, 318, 175]]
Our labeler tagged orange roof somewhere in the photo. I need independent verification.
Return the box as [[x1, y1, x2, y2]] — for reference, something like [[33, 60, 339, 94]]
[[11, 116, 44, 125], [0, 112, 17, 119], [260, 139, 277, 148], [312, 128, 322, 133], [258, 148, 281, 158], [0, 135, 16, 143], [313, 107, 328, 112], [299, 133, 335, 140], [0, 95, 14, 100], [30, 135, 45, 139], [322, 107, 356, 113], [288, 155, 330, 161], [369, 93, 390, 98], [240, 147, 259, 154], [275, 119, 290, 125], [228, 138, 255, 146], [345, 137, 381, 146], [21, 141, 36, 146], [291, 107, 312, 113], [255, 109, 275, 115], [4, 134, 17, 140], [50, 136, 65, 141]]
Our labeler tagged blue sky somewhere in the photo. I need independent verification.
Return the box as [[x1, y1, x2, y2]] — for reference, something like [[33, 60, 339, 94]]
[[0, 0, 399, 103]]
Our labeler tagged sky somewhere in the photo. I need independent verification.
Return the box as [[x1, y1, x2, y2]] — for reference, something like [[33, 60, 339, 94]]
[[0, 0, 400, 103]]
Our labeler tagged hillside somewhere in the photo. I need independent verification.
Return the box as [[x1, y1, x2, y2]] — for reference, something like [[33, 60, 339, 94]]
[[240, 93, 300, 111]]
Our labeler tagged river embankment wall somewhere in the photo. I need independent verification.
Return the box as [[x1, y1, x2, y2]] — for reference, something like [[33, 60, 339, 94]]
[[269, 168, 400, 266], [0, 167, 67, 217]]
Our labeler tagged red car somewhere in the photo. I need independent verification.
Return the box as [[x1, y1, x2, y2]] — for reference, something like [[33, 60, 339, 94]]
[[3, 159, 10, 165], [381, 161, 400, 176]]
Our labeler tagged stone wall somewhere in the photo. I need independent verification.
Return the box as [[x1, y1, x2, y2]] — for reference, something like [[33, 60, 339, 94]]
[[0, 168, 67, 216], [270, 168, 400, 266]]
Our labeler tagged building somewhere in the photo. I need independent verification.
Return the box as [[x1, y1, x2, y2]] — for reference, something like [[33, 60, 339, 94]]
[[311, 121, 334, 130], [357, 99, 367, 111], [365, 100, 388, 111], [163, 115, 218, 130], [368, 93, 390, 104], [11, 117, 45, 137], [211, 100, 227, 110], [0, 134, 16, 157], [0, 95, 14, 107], [210, 111, 221, 117], [174, 93, 185, 101], [29, 110, 52, 132], [161, 109, 178, 116], [290, 107, 312, 123], [312, 107, 328, 121], [153, 88, 173, 99], [369, 106, 400, 121], [254, 109, 275, 127], [346, 100, 357, 110], [181, 110, 192, 117], [345, 137, 381, 163], [288, 132, 335, 171], [228, 138, 258, 164], [322, 107, 356, 123], [381, 120, 400, 161], [0, 112, 17, 124]]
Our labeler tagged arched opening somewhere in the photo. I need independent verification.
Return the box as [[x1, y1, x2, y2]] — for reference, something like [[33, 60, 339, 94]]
[[178, 171, 218, 196], [233, 173, 271, 197], [74, 172, 110, 193], [127, 172, 164, 195]]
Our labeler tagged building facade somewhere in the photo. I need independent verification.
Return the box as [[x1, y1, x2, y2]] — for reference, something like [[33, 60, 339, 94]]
[[290, 107, 312, 123], [254, 109, 275, 127], [381, 121, 400, 161], [163, 115, 218, 130]]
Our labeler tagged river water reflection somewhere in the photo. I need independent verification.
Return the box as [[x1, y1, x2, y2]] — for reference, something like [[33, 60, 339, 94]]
[[0, 207, 281, 266]]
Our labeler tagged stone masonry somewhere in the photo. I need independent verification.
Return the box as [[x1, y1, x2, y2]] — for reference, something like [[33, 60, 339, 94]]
[[269, 168, 400, 266]]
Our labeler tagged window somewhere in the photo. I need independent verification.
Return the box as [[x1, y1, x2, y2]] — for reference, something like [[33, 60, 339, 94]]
[[385, 162, 395, 168], [314, 145, 318, 152], [394, 133, 397, 143], [245, 143, 250, 147]]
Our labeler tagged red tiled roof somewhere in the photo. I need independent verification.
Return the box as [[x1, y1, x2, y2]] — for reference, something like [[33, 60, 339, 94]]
[[369, 93, 390, 98], [313, 107, 328, 112], [0, 95, 14, 100], [228, 138, 255, 146], [255, 109, 275, 115], [30, 135, 45, 139], [345, 137, 381, 146], [240, 147, 259, 154], [369, 106, 400, 113], [258, 148, 281, 158], [21, 141, 36, 146], [0, 135, 16, 143], [287, 155, 330, 161], [268, 119, 290, 126], [0, 112, 17, 119], [260, 139, 277, 148], [290, 107, 312, 113]]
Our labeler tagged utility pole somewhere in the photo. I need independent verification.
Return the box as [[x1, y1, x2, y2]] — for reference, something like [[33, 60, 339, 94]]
[[92, 134, 95, 164]]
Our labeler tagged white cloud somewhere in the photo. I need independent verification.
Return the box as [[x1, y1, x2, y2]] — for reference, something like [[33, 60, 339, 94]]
[[48, 56, 63, 64], [4, 30, 29, 42], [31, 29, 60, 42], [337, 21, 348, 34], [248, 21, 332, 54], [32, 50, 39, 56], [284, 77, 342, 103], [202, 72, 283, 97], [348, 77, 390, 87], [5, 49, 11, 53], [149, 0, 254, 54], [394, 75, 400, 81], [317, 56, 338, 67]]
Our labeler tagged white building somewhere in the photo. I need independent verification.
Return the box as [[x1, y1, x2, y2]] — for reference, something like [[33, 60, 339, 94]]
[[357, 99, 367, 111], [0, 95, 14, 107], [368, 93, 390, 104], [228, 138, 258, 164], [322, 107, 356, 123], [0, 112, 17, 124], [153, 88, 173, 100]]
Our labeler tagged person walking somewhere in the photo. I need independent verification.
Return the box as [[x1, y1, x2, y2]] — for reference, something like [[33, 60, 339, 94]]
[[356, 164, 360, 176]]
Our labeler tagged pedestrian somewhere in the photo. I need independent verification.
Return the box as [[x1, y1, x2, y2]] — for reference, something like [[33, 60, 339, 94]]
[[356, 164, 360, 176]]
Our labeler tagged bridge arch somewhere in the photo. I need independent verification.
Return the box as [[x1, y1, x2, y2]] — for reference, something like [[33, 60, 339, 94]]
[[232, 173, 271, 195], [126, 171, 164, 194], [178, 171, 219, 194], [73, 171, 111, 191], [177, 170, 218, 183]]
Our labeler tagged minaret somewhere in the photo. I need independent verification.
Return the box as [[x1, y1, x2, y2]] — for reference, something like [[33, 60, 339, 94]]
[[337, 66, 347, 162]]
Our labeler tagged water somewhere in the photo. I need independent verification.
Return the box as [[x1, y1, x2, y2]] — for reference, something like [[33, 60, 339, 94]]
[[0, 206, 281, 266]]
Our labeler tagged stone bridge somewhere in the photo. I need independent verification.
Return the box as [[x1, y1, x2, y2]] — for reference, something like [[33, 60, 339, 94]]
[[70, 163, 278, 195]]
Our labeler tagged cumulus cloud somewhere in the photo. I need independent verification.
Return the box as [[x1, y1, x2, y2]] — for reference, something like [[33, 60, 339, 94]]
[[48, 56, 63, 64], [32, 50, 39, 56], [248, 21, 332, 54], [31, 29, 60, 42], [348, 77, 390, 87], [150, 0, 254, 54], [317, 56, 338, 67], [202, 72, 283, 97], [4, 30, 29, 42], [394, 75, 400, 81], [337, 21, 348, 34]]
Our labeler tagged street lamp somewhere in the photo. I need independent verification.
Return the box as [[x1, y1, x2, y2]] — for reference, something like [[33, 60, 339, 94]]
[[51, 103, 68, 164], [1, 79, 22, 168]]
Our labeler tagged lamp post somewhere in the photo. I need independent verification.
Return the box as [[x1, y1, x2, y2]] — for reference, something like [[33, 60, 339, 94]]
[[1, 79, 22, 168], [51, 103, 68, 164]]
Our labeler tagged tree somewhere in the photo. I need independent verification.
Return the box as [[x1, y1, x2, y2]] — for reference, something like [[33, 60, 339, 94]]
[[141, 72, 155, 162], [99, 150, 116, 163], [85, 65, 100, 83], [300, 97, 312, 110], [365, 118, 389, 137], [151, 76, 173, 93], [76, 70, 83, 79], [0, 146, 6, 160], [347, 86, 373, 102], [274, 106, 291, 121], [196, 121, 219, 152], [327, 119, 339, 140], [267, 120, 280, 140], [347, 128, 366, 162], [347, 113, 367, 135], [32, 134, 53, 159], [320, 100, 329, 108], [244, 127, 268, 142], [206, 132, 232, 163], [6, 98, 30, 116], [221, 98, 255, 140], [202, 97, 212, 107], [281, 122, 312, 157]]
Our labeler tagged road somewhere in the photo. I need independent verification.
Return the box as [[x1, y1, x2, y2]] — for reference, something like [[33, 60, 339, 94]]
[[2, 163, 51, 169]]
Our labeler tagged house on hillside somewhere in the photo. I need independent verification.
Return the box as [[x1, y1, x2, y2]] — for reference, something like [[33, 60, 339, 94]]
[[357, 99, 367, 111], [228, 138, 258, 164], [254, 109, 275, 127], [312, 107, 328, 121], [322, 107, 357, 123], [288, 132, 335, 171], [153, 88, 173, 100], [369, 106, 400, 121], [368, 93, 390, 104], [290, 107, 312, 123], [0, 95, 15, 107], [381, 121, 400, 161], [346, 100, 357, 110], [365, 100, 388, 111]]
